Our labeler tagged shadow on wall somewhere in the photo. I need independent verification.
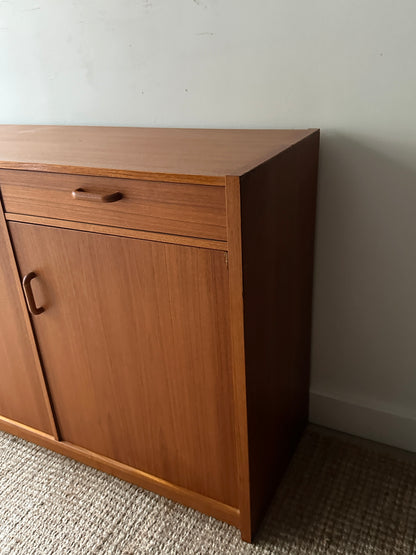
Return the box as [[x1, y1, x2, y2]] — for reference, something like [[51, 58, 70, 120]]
[[311, 131, 416, 414]]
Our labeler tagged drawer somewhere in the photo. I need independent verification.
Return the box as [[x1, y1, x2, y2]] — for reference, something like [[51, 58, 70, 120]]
[[0, 170, 227, 241]]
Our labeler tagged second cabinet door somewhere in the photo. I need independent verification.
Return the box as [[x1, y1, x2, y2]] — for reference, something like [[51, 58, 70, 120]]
[[9, 222, 238, 507]]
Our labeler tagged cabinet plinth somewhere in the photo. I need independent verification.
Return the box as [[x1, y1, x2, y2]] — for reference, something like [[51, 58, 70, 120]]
[[0, 126, 319, 542]]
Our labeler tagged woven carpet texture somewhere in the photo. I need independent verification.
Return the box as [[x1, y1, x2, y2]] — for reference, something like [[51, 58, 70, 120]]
[[1, 426, 415, 554]]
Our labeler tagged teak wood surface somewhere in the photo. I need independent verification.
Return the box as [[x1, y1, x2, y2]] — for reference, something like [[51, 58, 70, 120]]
[[0, 126, 320, 542], [0, 125, 315, 182], [0, 209, 56, 435], [0, 169, 227, 241], [9, 222, 238, 507], [240, 132, 320, 532], [4, 213, 228, 251]]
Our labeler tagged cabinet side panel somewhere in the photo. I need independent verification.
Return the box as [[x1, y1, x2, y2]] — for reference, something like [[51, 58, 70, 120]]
[[240, 131, 320, 530]]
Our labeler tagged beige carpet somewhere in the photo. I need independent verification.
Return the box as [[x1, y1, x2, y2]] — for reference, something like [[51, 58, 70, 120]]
[[0, 426, 415, 554]]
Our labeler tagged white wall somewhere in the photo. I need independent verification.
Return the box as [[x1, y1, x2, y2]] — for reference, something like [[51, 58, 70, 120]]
[[1, 1, 416, 450]]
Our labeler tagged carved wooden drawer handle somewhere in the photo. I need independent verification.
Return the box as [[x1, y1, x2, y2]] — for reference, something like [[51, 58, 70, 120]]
[[72, 188, 123, 203], [22, 272, 44, 315]]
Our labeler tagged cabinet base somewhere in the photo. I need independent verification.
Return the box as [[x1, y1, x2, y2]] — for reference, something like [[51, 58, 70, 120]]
[[0, 415, 244, 537]]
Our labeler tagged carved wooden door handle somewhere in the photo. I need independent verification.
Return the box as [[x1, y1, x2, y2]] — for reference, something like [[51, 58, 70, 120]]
[[72, 188, 123, 203], [22, 272, 44, 315]]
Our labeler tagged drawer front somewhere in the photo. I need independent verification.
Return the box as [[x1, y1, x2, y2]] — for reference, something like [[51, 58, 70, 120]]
[[0, 170, 227, 241]]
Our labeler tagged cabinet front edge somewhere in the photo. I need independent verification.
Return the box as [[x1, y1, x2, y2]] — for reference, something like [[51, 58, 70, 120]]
[[0, 163, 226, 186]]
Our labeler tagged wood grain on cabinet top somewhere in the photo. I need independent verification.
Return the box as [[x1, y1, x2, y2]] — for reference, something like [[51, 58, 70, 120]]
[[0, 126, 318, 184]]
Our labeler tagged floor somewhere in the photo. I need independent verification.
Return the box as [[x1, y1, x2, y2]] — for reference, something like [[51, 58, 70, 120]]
[[0, 425, 415, 554]]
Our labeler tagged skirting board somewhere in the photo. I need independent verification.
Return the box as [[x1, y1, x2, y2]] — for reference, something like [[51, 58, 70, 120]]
[[309, 390, 416, 453]]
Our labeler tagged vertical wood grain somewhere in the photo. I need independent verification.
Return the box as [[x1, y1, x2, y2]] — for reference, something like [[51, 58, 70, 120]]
[[9, 222, 238, 507], [225, 176, 252, 542], [0, 205, 57, 436], [240, 131, 320, 532]]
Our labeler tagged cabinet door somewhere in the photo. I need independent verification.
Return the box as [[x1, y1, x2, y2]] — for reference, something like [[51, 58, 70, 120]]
[[0, 217, 54, 433], [9, 222, 238, 507]]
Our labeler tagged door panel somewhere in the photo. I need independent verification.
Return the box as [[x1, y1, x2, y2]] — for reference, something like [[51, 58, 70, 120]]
[[9, 222, 238, 506], [0, 216, 53, 433]]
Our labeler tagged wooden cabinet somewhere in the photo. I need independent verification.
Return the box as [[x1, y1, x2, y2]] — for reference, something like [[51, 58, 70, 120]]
[[0, 126, 319, 542]]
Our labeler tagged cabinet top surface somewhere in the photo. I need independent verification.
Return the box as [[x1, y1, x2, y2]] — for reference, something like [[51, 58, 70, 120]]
[[0, 126, 318, 183]]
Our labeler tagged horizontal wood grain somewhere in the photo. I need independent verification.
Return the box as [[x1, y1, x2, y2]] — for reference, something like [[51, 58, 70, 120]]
[[0, 162, 225, 186], [0, 126, 317, 179], [5, 213, 228, 251], [0, 170, 227, 241], [0, 415, 240, 529]]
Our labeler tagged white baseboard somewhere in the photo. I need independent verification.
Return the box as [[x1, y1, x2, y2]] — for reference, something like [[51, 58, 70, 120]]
[[309, 390, 416, 453]]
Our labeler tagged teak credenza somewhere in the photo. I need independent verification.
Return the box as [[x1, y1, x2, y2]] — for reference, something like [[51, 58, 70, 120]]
[[0, 126, 319, 542]]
